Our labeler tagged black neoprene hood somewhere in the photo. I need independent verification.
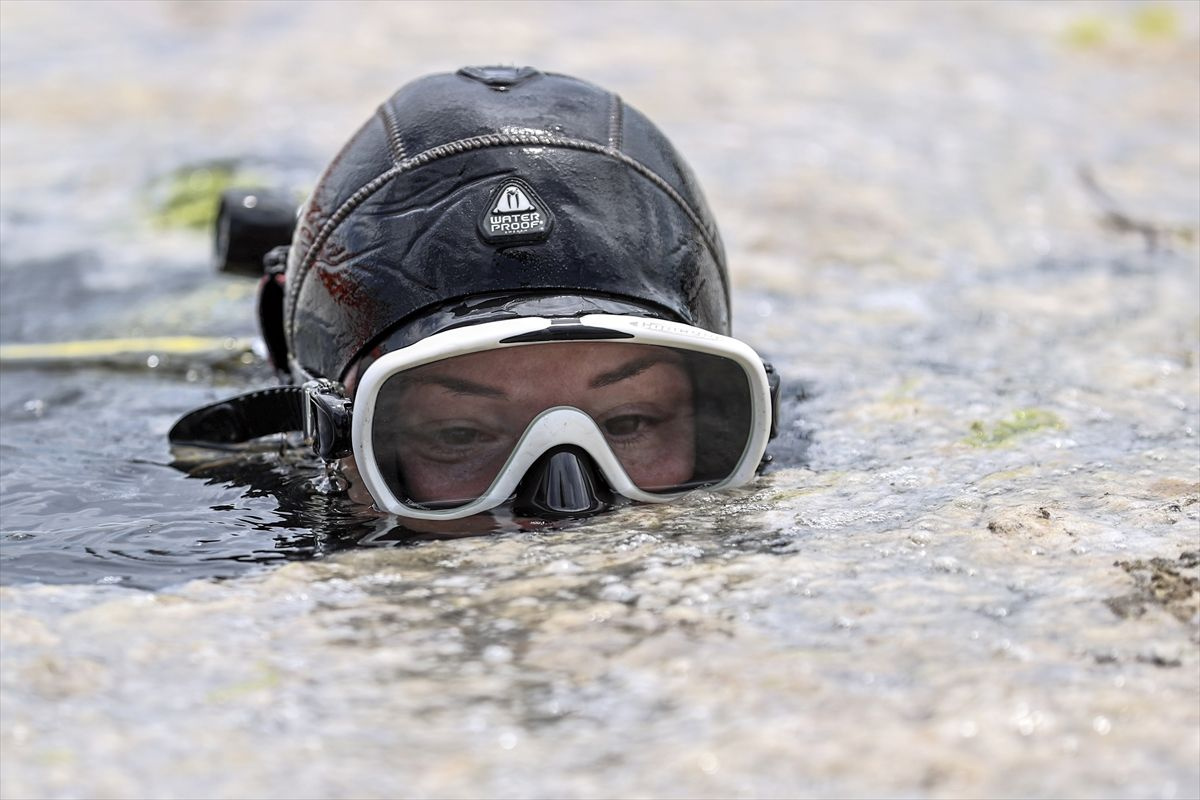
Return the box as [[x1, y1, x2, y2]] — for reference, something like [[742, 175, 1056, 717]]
[[284, 66, 730, 381]]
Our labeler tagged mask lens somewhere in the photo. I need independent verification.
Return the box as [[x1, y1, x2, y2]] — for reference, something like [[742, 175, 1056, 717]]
[[369, 341, 754, 508]]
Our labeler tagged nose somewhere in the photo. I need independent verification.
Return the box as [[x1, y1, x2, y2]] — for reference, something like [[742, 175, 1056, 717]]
[[512, 445, 616, 519]]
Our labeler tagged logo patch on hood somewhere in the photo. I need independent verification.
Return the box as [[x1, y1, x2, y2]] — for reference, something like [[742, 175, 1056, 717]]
[[478, 178, 553, 245]]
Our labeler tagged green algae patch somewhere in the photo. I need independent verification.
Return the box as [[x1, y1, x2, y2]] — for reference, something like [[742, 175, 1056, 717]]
[[964, 409, 1064, 448], [206, 663, 281, 703], [1063, 16, 1112, 49], [1131, 6, 1179, 41], [1062, 6, 1179, 50], [35, 749, 77, 767], [150, 163, 265, 231]]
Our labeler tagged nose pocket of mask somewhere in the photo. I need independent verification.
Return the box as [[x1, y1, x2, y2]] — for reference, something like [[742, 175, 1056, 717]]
[[512, 445, 616, 519]]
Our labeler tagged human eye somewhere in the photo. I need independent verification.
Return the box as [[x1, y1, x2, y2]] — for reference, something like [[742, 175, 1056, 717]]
[[411, 421, 506, 462], [433, 426, 497, 447], [599, 409, 668, 442]]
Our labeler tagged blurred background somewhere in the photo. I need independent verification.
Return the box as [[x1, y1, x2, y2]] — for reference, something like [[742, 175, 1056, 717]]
[[1, 2, 1198, 798]]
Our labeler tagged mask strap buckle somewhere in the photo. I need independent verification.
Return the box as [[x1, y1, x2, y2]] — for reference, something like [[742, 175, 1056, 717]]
[[764, 362, 781, 440], [757, 361, 781, 473], [302, 380, 354, 461]]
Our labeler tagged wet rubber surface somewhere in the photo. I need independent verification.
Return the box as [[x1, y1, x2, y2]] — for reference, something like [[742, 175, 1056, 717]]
[[1, 2, 1197, 798]]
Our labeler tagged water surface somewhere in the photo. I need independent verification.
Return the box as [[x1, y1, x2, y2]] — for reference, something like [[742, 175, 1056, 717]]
[[1, 3, 1197, 798]]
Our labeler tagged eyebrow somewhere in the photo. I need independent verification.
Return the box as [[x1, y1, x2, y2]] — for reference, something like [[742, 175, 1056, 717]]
[[407, 375, 507, 398], [590, 355, 675, 388]]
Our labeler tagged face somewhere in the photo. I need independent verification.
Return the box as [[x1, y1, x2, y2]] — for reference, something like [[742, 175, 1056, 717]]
[[370, 342, 696, 504]]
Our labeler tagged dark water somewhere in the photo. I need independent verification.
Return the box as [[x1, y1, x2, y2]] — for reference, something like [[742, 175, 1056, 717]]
[[0, 360, 328, 588]]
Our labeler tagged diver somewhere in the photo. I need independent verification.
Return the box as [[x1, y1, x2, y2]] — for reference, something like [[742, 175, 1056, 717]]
[[170, 65, 781, 524]]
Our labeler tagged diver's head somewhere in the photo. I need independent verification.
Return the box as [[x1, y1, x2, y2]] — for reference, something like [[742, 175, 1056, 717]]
[[263, 66, 777, 520]]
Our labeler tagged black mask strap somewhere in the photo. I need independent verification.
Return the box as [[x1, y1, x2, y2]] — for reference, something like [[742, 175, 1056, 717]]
[[168, 382, 352, 461], [169, 386, 305, 446]]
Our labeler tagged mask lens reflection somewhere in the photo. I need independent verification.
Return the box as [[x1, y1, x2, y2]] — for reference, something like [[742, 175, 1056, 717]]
[[370, 342, 753, 507]]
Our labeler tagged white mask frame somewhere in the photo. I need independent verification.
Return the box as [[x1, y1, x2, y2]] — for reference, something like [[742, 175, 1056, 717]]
[[351, 314, 775, 519]]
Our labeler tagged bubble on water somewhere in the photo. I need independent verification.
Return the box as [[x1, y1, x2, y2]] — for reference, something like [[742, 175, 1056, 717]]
[[698, 752, 720, 774], [435, 641, 465, 657], [994, 638, 1033, 661], [933, 556, 961, 573], [1138, 643, 1183, 668], [1013, 703, 1044, 736], [146, 354, 159, 368], [590, 608, 615, 623], [599, 583, 637, 603], [1093, 716, 1112, 735], [481, 645, 512, 665], [497, 731, 518, 750], [22, 399, 45, 417]]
